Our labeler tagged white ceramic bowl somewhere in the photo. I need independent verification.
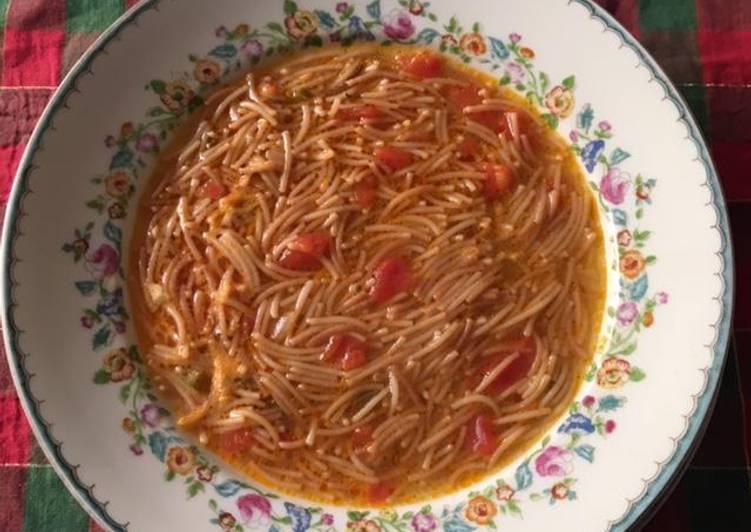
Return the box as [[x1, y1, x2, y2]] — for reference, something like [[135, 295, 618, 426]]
[[1, 1, 732, 531]]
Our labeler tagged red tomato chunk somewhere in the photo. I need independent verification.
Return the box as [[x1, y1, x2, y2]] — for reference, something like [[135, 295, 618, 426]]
[[370, 257, 414, 304], [375, 146, 414, 172], [482, 163, 515, 202], [341, 349, 367, 370], [288, 231, 330, 256], [338, 105, 385, 121], [352, 423, 374, 449], [465, 414, 496, 456], [322, 333, 369, 370], [201, 179, 227, 200], [457, 137, 480, 161], [279, 232, 331, 271], [446, 84, 507, 133], [367, 481, 395, 505], [446, 84, 483, 111], [468, 337, 536, 394], [397, 51, 443, 79], [278, 250, 320, 271], [216, 428, 255, 455], [353, 174, 378, 208]]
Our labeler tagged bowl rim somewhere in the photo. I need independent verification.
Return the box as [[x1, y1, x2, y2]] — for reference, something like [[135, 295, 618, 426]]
[[0, 1, 733, 531]]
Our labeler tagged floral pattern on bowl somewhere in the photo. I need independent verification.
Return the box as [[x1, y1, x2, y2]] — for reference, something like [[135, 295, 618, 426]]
[[16, 0, 708, 530]]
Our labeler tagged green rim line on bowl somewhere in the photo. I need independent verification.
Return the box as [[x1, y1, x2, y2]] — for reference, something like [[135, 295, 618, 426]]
[[0, 1, 733, 531]]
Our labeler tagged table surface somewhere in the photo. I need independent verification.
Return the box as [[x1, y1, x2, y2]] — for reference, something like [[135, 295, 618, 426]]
[[0, 1, 750, 530]]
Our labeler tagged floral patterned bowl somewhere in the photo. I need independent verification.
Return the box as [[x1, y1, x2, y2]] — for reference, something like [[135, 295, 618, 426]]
[[0, 1, 732, 531]]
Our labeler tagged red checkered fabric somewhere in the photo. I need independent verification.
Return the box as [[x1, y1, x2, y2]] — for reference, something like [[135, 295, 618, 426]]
[[0, 1, 749, 530]]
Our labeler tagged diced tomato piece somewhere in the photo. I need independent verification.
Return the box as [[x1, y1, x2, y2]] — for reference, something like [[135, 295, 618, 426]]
[[338, 105, 385, 121], [465, 414, 496, 456], [279, 232, 330, 271], [446, 84, 483, 112], [472, 112, 506, 133], [288, 232, 331, 257], [278, 249, 322, 271], [504, 108, 537, 138], [468, 337, 535, 394], [354, 174, 378, 208], [370, 257, 414, 304], [341, 349, 367, 370], [322, 333, 348, 362], [216, 428, 255, 454], [346, 336, 368, 354], [322, 334, 369, 370], [497, 352, 534, 388], [367, 481, 395, 505], [397, 51, 443, 79], [445, 84, 507, 133], [482, 163, 515, 201], [352, 424, 374, 449], [457, 138, 480, 161], [375, 146, 414, 173], [201, 179, 227, 200]]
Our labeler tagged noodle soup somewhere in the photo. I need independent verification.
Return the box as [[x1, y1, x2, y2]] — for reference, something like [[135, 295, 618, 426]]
[[130, 45, 605, 506]]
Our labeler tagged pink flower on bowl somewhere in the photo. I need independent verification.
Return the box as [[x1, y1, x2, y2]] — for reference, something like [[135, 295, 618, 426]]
[[129, 444, 143, 456], [535, 446, 573, 477], [509, 32, 522, 43], [237, 494, 271, 526], [383, 9, 415, 40], [616, 302, 638, 326], [240, 39, 263, 57], [505, 62, 525, 84], [657, 291, 669, 304], [140, 403, 162, 427], [600, 167, 629, 205], [411, 512, 437, 532], [135, 132, 158, 152], [85, 244, 118, 279]]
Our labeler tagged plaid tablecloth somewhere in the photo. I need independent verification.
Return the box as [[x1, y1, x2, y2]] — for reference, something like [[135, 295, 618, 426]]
[[0, 1, 749, 530]]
